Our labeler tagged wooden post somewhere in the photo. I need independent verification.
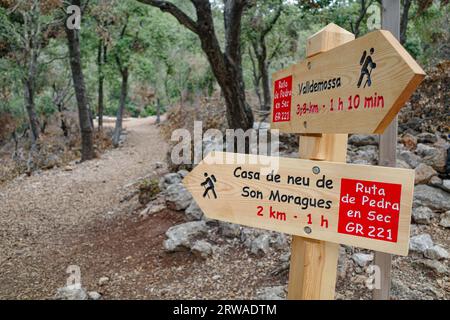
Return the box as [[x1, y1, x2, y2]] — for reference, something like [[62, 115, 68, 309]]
[[373, 0, 401, 300], [287, 24, 354, 300]]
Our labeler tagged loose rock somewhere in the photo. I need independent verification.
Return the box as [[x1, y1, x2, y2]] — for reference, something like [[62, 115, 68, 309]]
[[442, 180, 450, 192], [337, 246, 348, 279], [417, 132, 437, 144], [396, 159, 412, 169], [166, 183, 192, 211], [54, 286, 88, 300], [185, 201, 204, 221], [348, 134, 378, 146], [397, 150, 421, 169], [88, 291, 102, 300], [416, 143, 447, 172], [177, 170, 189, 178], [352, 145, 378, 165], [351, 253, 374, 267], [139, 203, 166, 218], [269, 232, 288, 249], [256, 286, 286, 300], [412, 206, 434, 224], [413, 185, 450, 211], [414, 163, 437, 184], [160, 173, 182, 189], [414, 259, 448, 275], [428, 175, 443, 187], [424, 245, 449, 260], [163, 221, 207, 252], [409, 234, 434, 253], [191, 240, 214, 259], [439, 211, 450, 228], [219, 222, 241, 238], [98, 276, 109, 286], [400, 133, 417, 150], [250, 234, 270, 256]]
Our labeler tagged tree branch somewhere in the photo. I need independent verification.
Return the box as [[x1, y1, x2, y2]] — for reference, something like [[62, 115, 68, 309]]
[[353, 0, 374, 37], [189, 0, 227, 84], [268, 35, 284, 64], [400, 0, 412, 45], [137, 0, 198, 34], [261, 0, 283, 38], [223, 0, 248, 62]]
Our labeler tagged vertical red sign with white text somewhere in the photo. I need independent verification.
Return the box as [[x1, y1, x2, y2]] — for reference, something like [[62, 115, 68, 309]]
[[338, 178, 402, 243], [273, 76, 292, 123]]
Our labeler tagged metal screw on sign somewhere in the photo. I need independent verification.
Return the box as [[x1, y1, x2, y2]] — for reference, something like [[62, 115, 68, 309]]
[[304, 226, 312, 234], [312, 166, 320, 174]]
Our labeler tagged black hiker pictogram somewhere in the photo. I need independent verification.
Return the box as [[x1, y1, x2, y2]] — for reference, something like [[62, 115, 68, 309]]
[[201, 172, 217, 199], [357, 48, 376, 88]]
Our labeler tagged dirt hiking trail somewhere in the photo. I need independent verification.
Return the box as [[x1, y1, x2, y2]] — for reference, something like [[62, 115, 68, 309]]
[[0, 117, 280, 300], [0, 117, 171, 299]]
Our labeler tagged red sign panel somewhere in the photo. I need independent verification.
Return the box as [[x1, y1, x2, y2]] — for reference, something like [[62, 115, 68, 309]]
[[272, 75, 292, 123], [338, 178, 402, 243]]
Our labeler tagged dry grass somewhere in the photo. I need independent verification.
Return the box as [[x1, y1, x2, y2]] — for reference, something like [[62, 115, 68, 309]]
[[0, 114, 114, 185], [399, 60, 450, 134]]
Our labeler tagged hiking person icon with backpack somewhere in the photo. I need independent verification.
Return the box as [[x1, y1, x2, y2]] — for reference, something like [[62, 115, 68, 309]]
[[357, 48, 376, 88], [201, 173, 217, 199]]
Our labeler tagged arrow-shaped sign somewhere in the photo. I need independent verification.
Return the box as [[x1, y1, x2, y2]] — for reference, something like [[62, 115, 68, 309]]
[[183, 152, 415, 255], [271, 29, 426, 134]]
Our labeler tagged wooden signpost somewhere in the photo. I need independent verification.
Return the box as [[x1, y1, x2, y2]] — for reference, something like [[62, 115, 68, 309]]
[[373, 0, 401, 300], [271, 27, 425, 134], [183, 23, 425, 300], [184, 152, 414, 255]]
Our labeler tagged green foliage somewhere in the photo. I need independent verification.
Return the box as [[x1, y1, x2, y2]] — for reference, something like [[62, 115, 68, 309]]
[[126, 101, 141, 118], [36, 95, 56, 118], [138, 177, 160, 205], [139, 106, 155, 118], [0, 0, 447, 141], [409, 2, 450, 65]]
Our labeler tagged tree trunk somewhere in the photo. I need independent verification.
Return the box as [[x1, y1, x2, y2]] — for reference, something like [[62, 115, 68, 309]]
[[257, 39, 271, 111], [65, 22, 95, 161], [400, 0, 412, 45], [23, 79, 40, 144], [57, 102, 69, 138], [113, 67, 128, 147], [218, 59, 254, 130], [196, 10, 253, 129], [248, 45, 262, 109], [222, 2, 254, 130], [138, 0, 254, 130], [97, 40, 105, 130], [23, 41, 41, 144], [248, 1, 282, 112], [98, 74, 104, 130]]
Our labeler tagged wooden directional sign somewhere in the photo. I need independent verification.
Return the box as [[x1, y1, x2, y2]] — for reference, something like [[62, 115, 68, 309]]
[[183, 152, 415, 255], [271, 28, 426, 134]]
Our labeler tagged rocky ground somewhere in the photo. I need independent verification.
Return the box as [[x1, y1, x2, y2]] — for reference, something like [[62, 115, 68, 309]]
[[137, 128, 449, 300], [0, 114, 448, 300]]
